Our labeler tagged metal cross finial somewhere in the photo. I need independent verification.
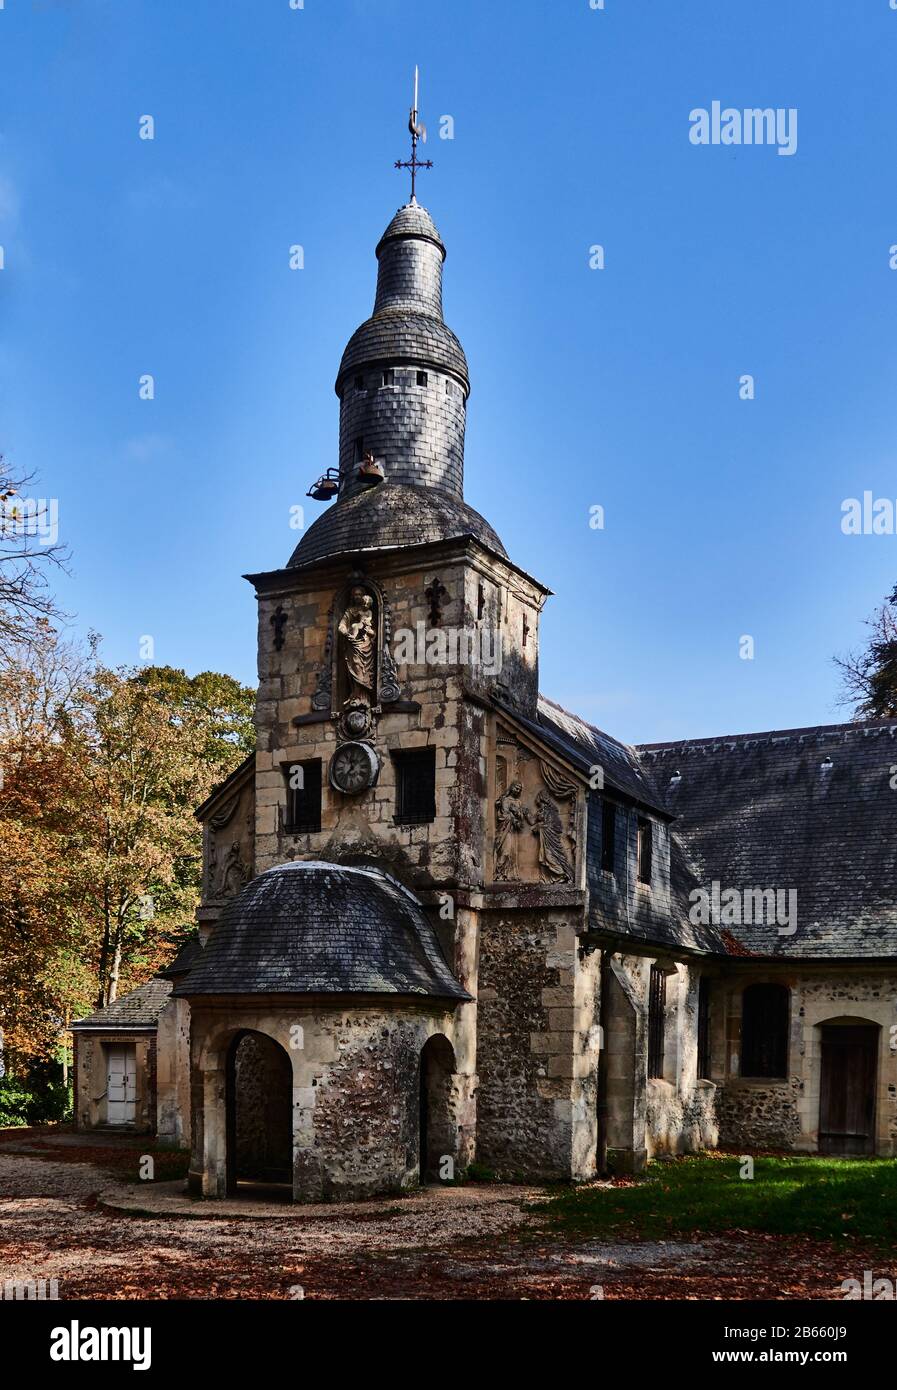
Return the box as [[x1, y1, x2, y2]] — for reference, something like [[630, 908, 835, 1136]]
[[394, 65, 433, 203]]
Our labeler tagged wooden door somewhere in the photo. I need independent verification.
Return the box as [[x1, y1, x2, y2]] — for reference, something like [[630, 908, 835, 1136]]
[[106, 1044, 136, 1125], [819, 1025, 877, 1155]]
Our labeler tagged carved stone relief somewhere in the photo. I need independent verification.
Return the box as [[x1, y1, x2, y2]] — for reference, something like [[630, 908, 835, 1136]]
[[203, 779, 254, 903], [492, 734, 578, 885]]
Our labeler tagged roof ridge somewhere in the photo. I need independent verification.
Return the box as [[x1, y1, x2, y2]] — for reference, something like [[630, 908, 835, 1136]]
[[638, 717, 897, 751], [537, 692, 639, 755]]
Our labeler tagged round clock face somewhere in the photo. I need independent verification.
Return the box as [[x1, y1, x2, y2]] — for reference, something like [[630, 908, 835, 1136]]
[[329, 740, 379, 795]]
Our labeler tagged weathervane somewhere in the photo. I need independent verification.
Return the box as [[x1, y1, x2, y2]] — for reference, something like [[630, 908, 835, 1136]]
[[394, 65, 433, 203]]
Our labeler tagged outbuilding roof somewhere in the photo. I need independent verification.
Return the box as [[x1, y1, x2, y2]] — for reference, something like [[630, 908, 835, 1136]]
[[71, 977, 173, 1031]]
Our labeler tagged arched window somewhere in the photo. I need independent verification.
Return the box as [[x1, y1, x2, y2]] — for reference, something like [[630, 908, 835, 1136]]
[[740, 983, 789, 1078]]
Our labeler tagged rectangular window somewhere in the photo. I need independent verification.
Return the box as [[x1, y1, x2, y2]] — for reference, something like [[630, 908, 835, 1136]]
[[381, 370, 395, 388], [394, 748, 436, 825], [637, 817, 652, 884], [354, 374, 365, 390], [416, 370, 428, 387], [741, 984, 789, 1078], [601, 800, 616, 873], [648, 965, 666, 1079], [697, 977, 711, 1080], [282, 759, 322, 834], [353, 437, 365, 464]]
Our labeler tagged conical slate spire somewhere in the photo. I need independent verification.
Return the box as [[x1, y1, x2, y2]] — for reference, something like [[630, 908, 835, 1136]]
[[287, 203, 504, 570], [334, 202, 470, 498]]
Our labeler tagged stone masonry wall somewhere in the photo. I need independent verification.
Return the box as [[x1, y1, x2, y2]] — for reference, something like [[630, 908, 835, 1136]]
[[476, 904, 597, 1180], [714, 967, 897, 1155], [188, 1004, 473, 1201], [252, 547, 542, 893]]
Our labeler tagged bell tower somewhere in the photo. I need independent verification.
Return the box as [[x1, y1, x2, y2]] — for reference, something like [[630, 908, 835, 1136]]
[[247, 77, 550, 891]]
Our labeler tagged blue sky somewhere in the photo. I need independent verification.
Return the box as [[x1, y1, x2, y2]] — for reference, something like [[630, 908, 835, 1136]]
[[3, 0, 897, 743]]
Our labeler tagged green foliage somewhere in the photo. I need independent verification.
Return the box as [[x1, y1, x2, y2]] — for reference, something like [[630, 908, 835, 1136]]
[[541, 1153, 897, 1247], [464, 1161, 497, 1182], [0, 1059, 71, 1126]]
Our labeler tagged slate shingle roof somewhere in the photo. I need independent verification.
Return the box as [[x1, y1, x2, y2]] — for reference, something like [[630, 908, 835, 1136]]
[[535, 695, 670, 815], [375, 203, 446, 257], [72, 977, 172, 1030], [157, 933, 204, 979], [287, 479, 506, 568], [337, 310, 469, 394], [174, 861, 470, 1001], [638, 720, 897, 959]]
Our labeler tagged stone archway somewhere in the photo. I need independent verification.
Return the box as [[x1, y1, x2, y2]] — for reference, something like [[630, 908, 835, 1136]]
[[419, 1035, 456, 1182], [818, 1017, 879, 1156], [225, 1030, 293, 1196]]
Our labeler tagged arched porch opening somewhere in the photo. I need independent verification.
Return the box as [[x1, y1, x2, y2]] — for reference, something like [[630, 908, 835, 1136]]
[[225, 1030, 293, 1199], [419, 1034, 456, 1183]]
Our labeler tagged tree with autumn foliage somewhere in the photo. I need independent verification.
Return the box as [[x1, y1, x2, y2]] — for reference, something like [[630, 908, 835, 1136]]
[[0, 629, 254, 1076]]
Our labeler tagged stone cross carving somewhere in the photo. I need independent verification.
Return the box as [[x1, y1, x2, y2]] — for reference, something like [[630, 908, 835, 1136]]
[[425, 576, 448, 627], [270, 604, 288, 652]]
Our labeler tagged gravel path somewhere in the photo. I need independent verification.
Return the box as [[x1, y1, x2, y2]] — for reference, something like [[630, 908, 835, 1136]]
[[0, 1142, 875, 1300]]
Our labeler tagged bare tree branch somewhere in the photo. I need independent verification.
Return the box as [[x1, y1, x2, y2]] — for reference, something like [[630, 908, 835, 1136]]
[[834, 583, 897, 719], [0, 458, 70, 658]]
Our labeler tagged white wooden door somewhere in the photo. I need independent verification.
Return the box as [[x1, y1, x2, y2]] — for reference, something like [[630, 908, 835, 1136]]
[[106, 1045, 136, 1125]]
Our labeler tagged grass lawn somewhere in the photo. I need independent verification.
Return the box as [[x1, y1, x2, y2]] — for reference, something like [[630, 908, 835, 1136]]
[[541, 1153, 897, 1248]]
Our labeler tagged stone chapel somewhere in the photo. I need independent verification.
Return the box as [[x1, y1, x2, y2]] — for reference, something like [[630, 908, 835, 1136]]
[[72, 189, 897, 1200]]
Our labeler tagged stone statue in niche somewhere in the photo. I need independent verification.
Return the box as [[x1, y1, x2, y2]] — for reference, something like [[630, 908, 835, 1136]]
[[494, 781, 525, 881], [338, 587, 377, 707], [312, 577, 403, 723]]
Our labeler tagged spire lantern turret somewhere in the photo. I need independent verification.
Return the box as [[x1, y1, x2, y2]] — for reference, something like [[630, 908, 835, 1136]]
[[288, 82, 506, 571], [333, 200, 469, 502]]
